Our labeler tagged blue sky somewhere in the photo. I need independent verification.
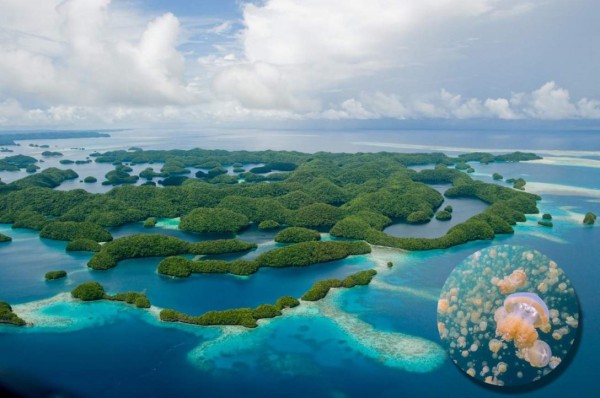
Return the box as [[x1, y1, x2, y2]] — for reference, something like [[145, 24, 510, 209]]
[[0, 0, 599, 127]]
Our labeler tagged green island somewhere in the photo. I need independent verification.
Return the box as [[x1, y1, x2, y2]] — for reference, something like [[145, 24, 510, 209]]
[[143, 217, 157, 228], [0, 154, 37, 171], [157, 240, 370, 278], [274, 226, 321, 243], [160, 295, 300, 328], [40, 221, 113, 242], [41, 151, 63, 157], [66, 239, 102, 252], [583, 212, 597, 225], [301, 269, 378, 301], [158, 257, 259, 277], [87, 234, 257, 270], [0, 232, 11, 243], [179, 207, 250, 233], [492, 172, 503, 180], [0, 301, 26, 326], [45, 270, 67, 280], [1, 149, 542, 261], [538, 220, 553, 227], [258, 220, 280, 230], [84, 176, 97, 183], [158, 269, 375, 328], [435, 210, 452, 221], [71, 282, 150, 308]]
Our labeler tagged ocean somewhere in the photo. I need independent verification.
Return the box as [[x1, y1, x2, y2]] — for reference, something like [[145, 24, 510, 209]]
[[0, 128, 598, 397]]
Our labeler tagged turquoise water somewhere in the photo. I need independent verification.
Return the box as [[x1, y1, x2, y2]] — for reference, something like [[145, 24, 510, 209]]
[[0, 129, 599, 397]]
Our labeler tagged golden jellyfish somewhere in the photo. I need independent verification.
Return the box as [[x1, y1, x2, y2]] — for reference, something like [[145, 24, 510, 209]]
[[524, 340, 552, 368], [437, 299, 450, 314], [497, 362, 508, 374], [566, 316, 579, 328], [549, 356, 562, 370], [537, 282, 548, 294], [497, 269, 527, 295], [467, 368, 476, 377], [503, 293, 550, 327], [495, 293, 550, 349], [488, 339, 503, 353]]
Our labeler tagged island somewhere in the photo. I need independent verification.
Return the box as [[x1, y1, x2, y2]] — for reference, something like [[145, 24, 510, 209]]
[[159, 268, 375, 328], [157, 240, 370, 278], [0, 301, 26, 326], [143, 217, 157, 228], [45, 270, 67, 280], [0, 233, 11, 243], [0, 149, 542, 261], [301, 269, 377, 301], [159, 295, 299, 328], [66, 239, 102, 252], [87, 235, 257, 270], [583, 212, 597, 225], [71, 282, 150, 308], [258, 220, 280, 230], [274, 227, 321, 243], [41, 151, 63, 157]]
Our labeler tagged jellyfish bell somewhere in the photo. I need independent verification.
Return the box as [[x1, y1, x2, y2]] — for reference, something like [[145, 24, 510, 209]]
[[524, 340, 552, 368], [503, 292, 550, 328]]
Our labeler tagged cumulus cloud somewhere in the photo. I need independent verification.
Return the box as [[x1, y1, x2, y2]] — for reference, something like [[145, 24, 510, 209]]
[[0, 0, 193, 108], [0, 0, 599, 126], [318, 82, 599, 121]]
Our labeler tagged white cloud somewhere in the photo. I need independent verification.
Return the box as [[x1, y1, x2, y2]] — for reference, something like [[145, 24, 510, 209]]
[[484, 98, 519, 119], [0, 0, 194, 108], [0, 0, 599, 126], [525, 81, 577, 119]]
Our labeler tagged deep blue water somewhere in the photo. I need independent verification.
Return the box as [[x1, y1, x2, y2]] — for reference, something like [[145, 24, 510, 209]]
[[0, 129, 599, 397]]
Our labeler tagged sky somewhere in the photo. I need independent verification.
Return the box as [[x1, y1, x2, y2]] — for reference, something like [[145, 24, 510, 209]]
[[0, 0, 599, 128]]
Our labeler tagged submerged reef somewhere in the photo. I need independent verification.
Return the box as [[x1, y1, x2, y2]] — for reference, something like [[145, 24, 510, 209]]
[[437, 245, 579, 386], [189, 289, 446, 374]]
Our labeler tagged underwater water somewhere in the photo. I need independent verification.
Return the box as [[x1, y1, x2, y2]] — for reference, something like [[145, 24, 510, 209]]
[[438, 245, 579, 386], [0, 129, 599, 397]]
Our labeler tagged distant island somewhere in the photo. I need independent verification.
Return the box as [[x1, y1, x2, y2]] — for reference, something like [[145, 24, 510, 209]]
[[0, 131, 111, 146]]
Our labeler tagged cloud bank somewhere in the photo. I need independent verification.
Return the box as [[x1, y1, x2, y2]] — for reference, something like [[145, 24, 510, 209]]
[[0, 0, 599, 126]]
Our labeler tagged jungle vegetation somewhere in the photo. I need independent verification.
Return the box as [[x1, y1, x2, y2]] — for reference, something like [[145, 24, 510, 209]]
[[0, 149, 541, 256]]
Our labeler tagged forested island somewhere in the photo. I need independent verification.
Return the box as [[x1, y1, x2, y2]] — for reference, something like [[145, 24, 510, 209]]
[[158, 269, 375, 328], [0, 149, 540, 252], [0, 147, 545, 328]]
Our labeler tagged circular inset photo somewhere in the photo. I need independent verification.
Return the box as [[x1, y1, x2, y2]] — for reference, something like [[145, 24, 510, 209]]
[[437, 245, 579, 387]]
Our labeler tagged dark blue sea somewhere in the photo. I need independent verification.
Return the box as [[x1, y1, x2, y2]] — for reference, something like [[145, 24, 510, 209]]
[[0, 128, 599, 397]]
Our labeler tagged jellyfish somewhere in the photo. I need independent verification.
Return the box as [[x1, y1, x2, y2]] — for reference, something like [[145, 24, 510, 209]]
[[523, 340, 552, 368], [488, 339, 503, 353], [497, 269, 527, 295], [437, 298, 450, 314], [495, 293, 550, 349]]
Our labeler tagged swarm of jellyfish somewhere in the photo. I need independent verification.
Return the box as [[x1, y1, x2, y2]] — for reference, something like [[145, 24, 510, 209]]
[[437, 245, 579, 386]]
